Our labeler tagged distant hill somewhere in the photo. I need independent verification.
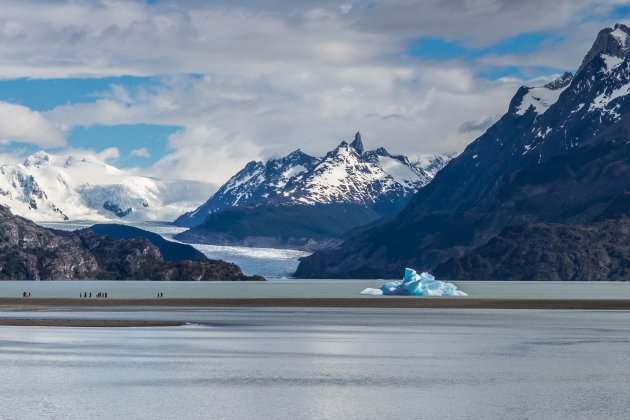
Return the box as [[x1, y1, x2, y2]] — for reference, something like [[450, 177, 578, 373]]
[[174, 204, 385, 251], [0, 206, 263, 280], [89, 224, 207, 262]]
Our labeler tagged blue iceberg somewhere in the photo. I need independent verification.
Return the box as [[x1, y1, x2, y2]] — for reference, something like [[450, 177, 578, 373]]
[[360, 268, 467, 297]]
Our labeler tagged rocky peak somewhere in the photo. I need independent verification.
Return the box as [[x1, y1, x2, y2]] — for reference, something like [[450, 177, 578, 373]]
[[577, 23, 630, 75], [350, 131, 364, 154], [23, 151, 52, 167], [374, 147, 391, 156], [175, 132, 453, 227], [543, 72, 573, 90]]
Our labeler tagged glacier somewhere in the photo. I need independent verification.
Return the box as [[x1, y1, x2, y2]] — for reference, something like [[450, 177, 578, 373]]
[[0, 151, 214, 222], [360, 268, 467, 297]]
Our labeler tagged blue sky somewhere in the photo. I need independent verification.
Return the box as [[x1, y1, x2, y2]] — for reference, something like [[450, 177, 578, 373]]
[[0, 0, 628, 183]]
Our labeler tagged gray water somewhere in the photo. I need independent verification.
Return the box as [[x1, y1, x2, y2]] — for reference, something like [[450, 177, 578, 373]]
[[0, 308, 629, 419], [4, 280, 630, 300]]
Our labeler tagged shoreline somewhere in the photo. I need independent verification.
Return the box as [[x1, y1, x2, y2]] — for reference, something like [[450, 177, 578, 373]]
[[3, 297, 630, 309], [0, 318, 184, 327]]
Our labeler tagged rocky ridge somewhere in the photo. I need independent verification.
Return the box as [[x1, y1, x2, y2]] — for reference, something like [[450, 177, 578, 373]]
[[0, 206, 263, 281]]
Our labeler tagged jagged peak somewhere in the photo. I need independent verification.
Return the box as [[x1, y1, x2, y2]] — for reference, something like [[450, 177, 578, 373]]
[[350, 131, 364, 154], [287, 148, 304, 157], [285, 148, 315, 162], [24, 151, 52, 167], [373, 146, 391, 156], [242, 160, 264, 172], [543, 72, 573, 90], [577, 23, 630, 75]]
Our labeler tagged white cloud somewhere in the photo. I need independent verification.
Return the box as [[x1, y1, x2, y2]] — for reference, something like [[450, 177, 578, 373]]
[[131, 147, 150, 158], [0, 0, 627, 184], [45, 64, 522, 184], [144, 125, 264, 183], [97, 147, 120, 162], [0, 101, 65, 147]]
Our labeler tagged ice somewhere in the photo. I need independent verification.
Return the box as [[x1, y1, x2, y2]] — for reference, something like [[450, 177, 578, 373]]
[[360, 268, 467, 297]]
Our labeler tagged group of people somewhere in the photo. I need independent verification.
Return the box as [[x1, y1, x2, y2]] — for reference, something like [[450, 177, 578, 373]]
[[157, 292, 164, 298], [80, 292, 108, 298], [21, 291, 31, 297]]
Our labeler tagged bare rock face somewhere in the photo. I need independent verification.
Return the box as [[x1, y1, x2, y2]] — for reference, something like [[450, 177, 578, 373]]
[[435, 220, 630, 281], [0, 206, 264, 281]]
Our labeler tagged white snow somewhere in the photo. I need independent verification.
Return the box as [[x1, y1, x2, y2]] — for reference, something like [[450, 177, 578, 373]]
[[610, 27, 629, 45], [516, 84, 569, 116], [602, 54, 624, 74], [360, 268, 467, 297], [189, 140, 453, 222], [282, 164, 307, 179], [0, 151, 213, 222], [288, 144, 427, 206], [590, 81, 630, 112], [377, 156, 421, 188]]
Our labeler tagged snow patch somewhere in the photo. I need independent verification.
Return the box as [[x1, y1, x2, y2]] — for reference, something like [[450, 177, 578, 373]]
[[611, 27, 629, 45], [590, 81, 630, 114], [377, 156, 420, 188], [602, 54, 624, 73], [516, 84, 569, 116]]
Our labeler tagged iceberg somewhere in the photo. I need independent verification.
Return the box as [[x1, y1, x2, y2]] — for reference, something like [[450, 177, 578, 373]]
[[360, 268, 467, 297]]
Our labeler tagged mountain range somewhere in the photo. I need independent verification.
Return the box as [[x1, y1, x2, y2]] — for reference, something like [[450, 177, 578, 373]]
[[296, 23, 630, 280], [174, 133, 452, 250], [0, 151, 213, 223]]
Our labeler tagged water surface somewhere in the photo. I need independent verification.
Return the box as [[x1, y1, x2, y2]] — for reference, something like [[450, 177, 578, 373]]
[[4, 280, 630, 300], [0, 308, 628, 419]]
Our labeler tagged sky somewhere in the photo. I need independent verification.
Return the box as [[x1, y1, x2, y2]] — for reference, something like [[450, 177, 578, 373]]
[[0, 0, 629, 186]]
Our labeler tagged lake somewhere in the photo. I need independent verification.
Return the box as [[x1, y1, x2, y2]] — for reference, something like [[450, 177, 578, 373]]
[[4, 279, 630, 300], [0, 307, 629, 419]]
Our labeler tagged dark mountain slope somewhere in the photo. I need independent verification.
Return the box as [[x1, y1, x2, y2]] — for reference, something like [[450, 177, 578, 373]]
[[174, 204, 384, 251], [434, 219, 630, 281], [90, 224, 207, 261], [296, 24, 630, 279]]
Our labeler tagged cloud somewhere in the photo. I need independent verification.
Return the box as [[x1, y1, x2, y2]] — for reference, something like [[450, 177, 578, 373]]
[[0, 101, 65, 147], [96, 147, 120, 162], [0, 0, 627, 184], [459, 115, 500, 133], [0, 0, 622, 79], [144, 125, 264, 183], [350, 0, 629, 46], [131, 147, 151, 158], [45, 65, 523, 183]]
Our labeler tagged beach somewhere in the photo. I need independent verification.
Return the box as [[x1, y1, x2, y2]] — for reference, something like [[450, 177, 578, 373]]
[[3, 297, 630, 310]]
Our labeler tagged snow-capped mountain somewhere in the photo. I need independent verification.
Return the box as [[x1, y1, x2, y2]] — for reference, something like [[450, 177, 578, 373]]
[[175, 132, 452, 227], [0, 151, 213, 222], [296, 23, 630, 278]]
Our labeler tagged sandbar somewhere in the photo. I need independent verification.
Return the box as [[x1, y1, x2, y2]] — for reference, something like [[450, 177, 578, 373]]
[[1, 297, 630, 309]]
